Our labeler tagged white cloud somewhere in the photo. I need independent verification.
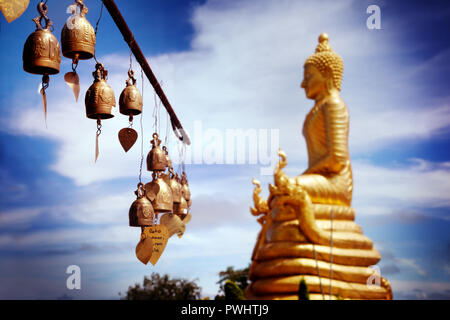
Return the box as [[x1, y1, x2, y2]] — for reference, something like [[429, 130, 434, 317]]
[[0, 207, 44, 226], [396, 258, 427, 277], [351, 159, 450, 215]]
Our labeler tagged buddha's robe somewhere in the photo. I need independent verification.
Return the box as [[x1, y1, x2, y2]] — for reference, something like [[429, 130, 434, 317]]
[[295, 96, 353, 206]]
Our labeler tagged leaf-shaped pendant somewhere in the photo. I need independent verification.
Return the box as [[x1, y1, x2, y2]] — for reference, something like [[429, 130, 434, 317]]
[[64, 72, 80, 102], [0, 0, 29, 23], [135, 235, 153, 265], [143, 225, 169, 266], [95, 131, 99, 163], [160, 213, 185, 239], [183, 212, 192, 224], [40, 87, 47, 128], [118, 127, 138, 152]]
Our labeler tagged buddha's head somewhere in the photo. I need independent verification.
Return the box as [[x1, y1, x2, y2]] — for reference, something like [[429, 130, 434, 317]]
[[301, 33, 343, 100]]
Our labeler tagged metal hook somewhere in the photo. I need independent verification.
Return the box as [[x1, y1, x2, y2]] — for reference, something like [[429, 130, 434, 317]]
[[33, 1, 51, 30]]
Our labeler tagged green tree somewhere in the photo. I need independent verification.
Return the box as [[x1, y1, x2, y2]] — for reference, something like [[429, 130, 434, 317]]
[[224, 280, 245, 300], [215, 265, 249, 300], [298, 278, 310, 300], [120, 272, 201, 300]]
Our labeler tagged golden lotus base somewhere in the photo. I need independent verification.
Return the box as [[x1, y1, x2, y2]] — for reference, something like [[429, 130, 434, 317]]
[[246, 201, 392, 300]]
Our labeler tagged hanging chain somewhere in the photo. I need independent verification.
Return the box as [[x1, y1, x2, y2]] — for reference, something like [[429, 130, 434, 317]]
[[128, 115, 133, 128], [164, 110, 170, 149], [95, 118, 102, 162], [40, 74, 50, 128], [93, 1, 104, 64], [312, 244, 325, 300], [96, 118, 102, 137], [94, 1, 103, 35], [34, 1, 52, 31], [41, 74, 49, 92], [72, 57, 78, 72], [138, 68, 144, 184], [129, 50, 133, 73]]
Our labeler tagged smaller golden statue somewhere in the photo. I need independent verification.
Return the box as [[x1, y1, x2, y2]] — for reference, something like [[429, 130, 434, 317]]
[[246, 34, 392, 300]]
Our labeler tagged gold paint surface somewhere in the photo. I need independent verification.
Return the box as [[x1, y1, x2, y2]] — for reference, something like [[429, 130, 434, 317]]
[[247, 33, 391, 300]]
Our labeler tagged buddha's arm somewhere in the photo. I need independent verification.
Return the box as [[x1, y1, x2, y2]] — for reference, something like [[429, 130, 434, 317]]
[[304, 100, 349, 175]]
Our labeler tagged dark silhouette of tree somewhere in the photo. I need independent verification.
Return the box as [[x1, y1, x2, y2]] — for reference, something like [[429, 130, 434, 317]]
[[298, 278, 310, 300], [120, 272, 201, 300], [215, 265, 249, 299], [224, 280, 245, 300]]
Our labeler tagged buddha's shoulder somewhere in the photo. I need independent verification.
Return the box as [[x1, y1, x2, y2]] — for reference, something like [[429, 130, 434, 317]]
[[320, 95, 347, 112]]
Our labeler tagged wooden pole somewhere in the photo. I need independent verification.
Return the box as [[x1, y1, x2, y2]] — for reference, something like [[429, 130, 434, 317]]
[[101, 0, 190, 145]]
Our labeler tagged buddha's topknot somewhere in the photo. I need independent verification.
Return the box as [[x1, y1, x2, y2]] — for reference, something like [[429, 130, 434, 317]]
[[304, 33, 343, 91]]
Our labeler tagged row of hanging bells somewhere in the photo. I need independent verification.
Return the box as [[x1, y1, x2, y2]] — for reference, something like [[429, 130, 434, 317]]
[[21, 1, 191, 267], [130, 137, 191, 265], [22, 1, 113, 161], [129, 133, 191, 229], [22, 0, 95, 115]]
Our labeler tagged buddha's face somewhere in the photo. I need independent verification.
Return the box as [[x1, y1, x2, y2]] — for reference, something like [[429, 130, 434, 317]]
[[301, 64, 327, 100]]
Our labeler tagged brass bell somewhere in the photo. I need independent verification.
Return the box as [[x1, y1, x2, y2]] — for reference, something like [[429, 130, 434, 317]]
[[129, 183, 155, 227], [85, 63, 116, 119], [174, 196, 188, 219], [61, 0, 95, 61], [23, 2, 61, 75], [167, 169, 182, 204], [119, 70, 143, 116], [181, 171, 191, 202], [145, 172, 173, 213], [146, 133, 167, 171], [162, 146, 172, 169]]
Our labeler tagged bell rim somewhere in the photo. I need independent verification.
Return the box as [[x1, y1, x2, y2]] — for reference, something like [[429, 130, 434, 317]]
[[86, 113, 115, 120], [119, 108, 142, 116], [23, 64, 60, 75], [62, 49, 95, 60], [151, 207, 173, 213]]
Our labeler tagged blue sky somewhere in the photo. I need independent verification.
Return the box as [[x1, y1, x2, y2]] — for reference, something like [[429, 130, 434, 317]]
[[0, 0, 449, 299]]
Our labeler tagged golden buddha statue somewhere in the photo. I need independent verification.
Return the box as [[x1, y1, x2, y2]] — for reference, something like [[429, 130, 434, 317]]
[[246, 33, 392, 300]]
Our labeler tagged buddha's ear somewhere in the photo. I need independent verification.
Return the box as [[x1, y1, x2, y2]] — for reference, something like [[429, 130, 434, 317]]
[[323, 67, 335, 92]]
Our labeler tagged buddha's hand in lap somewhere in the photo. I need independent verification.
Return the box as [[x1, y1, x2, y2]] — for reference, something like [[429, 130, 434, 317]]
[[274, 184, 308, 208]]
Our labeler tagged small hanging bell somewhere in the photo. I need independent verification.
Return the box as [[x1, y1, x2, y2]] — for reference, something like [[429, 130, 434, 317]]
[[162, 146, 172, 169], [146, 133, 167, 171], [181, 171, 191, 203], [61, 0, 95, 61], [174, 196, 188, 219], [168, 169, 182, 204], [145, 172, 173, 213], [23, 2, 61, 75], [129, 183, 155, 227], [85, 63, 116, 119], [119, 70, 143, 116]]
